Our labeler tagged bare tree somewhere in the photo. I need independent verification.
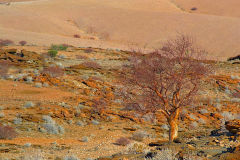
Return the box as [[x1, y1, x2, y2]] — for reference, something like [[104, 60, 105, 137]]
[[118, 35, 212, 142]]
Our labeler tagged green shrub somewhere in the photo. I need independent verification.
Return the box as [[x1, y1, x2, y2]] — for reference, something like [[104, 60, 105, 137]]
[[50, 44, 68, 51], [48, 50, 58, 58]]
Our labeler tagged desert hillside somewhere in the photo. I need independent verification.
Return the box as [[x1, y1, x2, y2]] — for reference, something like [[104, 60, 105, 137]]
[[0, 0, 240, 59], [0, 2, 240, 159]]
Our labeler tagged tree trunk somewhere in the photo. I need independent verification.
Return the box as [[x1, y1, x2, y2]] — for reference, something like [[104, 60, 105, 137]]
[[169, 118, 178, 142], [168, 108, 180, 142]]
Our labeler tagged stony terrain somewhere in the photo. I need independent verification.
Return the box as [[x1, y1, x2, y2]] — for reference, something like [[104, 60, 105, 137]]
[[0, 45, 239, 160]]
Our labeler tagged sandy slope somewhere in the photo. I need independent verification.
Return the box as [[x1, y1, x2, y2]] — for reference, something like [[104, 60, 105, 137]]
[[171, 0, 240, 18], [0, 0, 240, 59]]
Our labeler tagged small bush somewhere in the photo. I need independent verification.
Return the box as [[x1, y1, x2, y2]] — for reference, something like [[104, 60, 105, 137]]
[[81, 61, 101, 69], [191, 7, 197, 11], [115, 137, 131, 146], [189, 121, 198, 129], [50, 44, 68, 51], [35, 82, 42, 88], [199, 109, 208, 114], [13, 118, 22, 125], [0, 125, 17, 139], [76, 120, 84, 126], [24, 143, 32, 147], [0, 39, 14, 46], [84, 48, 93, 53], [146, 148, 178, 160], [26, 76, 33, 83], [19, 41, 27, 46], [75, 55, 87, 59], [48, 50, 58, 58], [81, 136, 89, 142], [73, 34, 80, 38], [161, 124, 169, 130], [221, 111, 234, 121], [41, 66, 64, 77], [92, 119, 99, 125], [0, 61, 10, 78], [43, 82, 49, 87], [42, 115, 64, 135], [64, 155, 79, 160], [24, 101, 35, 108], [189, 114, 197, 120], [132, 131, 147, 141], [198, 118, 206, 124], [0, 112, 4, 118], [231, 75, 240, 80]]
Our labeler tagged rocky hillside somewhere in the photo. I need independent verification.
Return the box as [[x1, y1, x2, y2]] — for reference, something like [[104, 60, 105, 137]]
[[0, 45, 239, 160]]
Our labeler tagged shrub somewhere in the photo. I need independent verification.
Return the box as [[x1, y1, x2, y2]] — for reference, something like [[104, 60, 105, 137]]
[[189, 114, 197, 120], [26, 76, 33, 83], [91, 119, 99, 125], [41, 66, 64, 77], [0, 125, 17, 139], [191, 7, 197, 11], [84, 48, 93, 53], [0, 39, 14, 46], [43, 82, 49, 87], [76, 120, 84, 126], [81, 61, 101, 69], [21, 149, 45, 160], [24, 101, 35, 108], [81, 136, 89, 142], [190, 121, 198, 129], [132, 131, 147, 142], [221, 111, 234, 121], [24, 143, 31, 147], [75, 55, 87, 59], [198, 118, 206, 124], [0, 61, 10, 78], [161, 124, 169, 130], [231, 75, 240, 80], [35, 82, 42, 88], [13, 118, 22, 125], [64, 155, 79, 160], [50, 44, 68, 51], [19, 41, 27, 46], [42, 115, 64, 134], [126, 142, 149, 154], [73, 34, 80, 38], [115, 137, 131, 146], [0, 112, 4, 118], [199, 109, 208, 114], [145, 148, 178, 160], [48, 50, 58, 58]]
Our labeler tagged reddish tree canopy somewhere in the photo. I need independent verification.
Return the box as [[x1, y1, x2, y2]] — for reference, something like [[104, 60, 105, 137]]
[[119, 35, 212, 119]]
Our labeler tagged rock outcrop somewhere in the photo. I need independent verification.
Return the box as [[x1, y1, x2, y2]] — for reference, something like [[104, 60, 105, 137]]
[[225, 119, 240, 135]]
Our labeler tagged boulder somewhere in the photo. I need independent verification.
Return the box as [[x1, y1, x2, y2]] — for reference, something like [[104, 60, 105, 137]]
[[225, 119, 240, 135]]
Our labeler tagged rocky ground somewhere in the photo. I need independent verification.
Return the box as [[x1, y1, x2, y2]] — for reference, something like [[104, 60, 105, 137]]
[[0, 45, 239, 160]]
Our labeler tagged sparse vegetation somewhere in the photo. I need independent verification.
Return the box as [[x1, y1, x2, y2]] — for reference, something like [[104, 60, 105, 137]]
[[81, 61, 101, 69], [41, 115, 65, 135], [0, 61, 10, 78], [0, 125, 17, 139], [24, 101, 35, 108], [118, 35, 213, 142], [50, 44, 68, 51], [41, 66, 64, 77], [115, 137, 131, 146], [0, 39, 14, 46], [48, 49, 58, 58], [19, 40, 27, 46], [73, 34, 81, 38], [132, 131, 147, 142]]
